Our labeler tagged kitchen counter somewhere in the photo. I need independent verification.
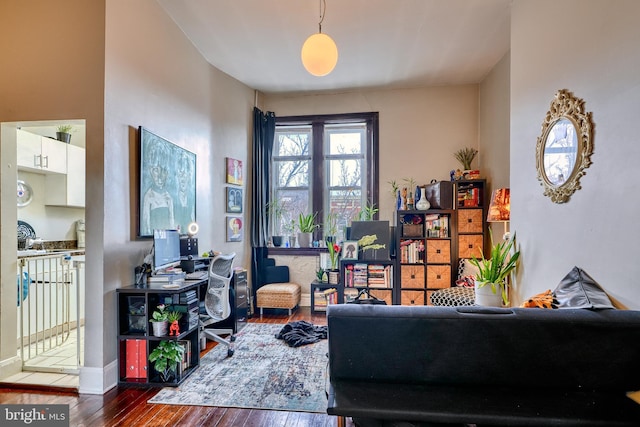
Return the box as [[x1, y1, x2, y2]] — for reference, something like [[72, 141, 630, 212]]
[[17, 248, 85, 258]]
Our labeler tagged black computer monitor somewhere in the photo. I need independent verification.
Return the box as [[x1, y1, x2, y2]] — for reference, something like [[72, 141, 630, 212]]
[[152, 229, 181, 273]]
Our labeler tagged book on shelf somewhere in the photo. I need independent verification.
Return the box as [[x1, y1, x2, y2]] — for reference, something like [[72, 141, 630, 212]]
[[367, 264, 392, 288], [399, 240, 424, 264], [323, 288, 338, 305], [177, 339, 191, 372]]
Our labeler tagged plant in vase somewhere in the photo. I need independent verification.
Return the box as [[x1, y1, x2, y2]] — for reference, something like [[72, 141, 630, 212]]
[[167, 310, 183, 336], [403, 177, 416, 209], [355, 201, 379, 221], [297, 212, 319, 248], [469, 230, 520, 307], [148, 340, 185, 383], [266, 199, 287, 247], [453, 147, 478, 171], [150, 304, 169, 336], [56, 124, 73, 143], [326, 241, 341, 284], [324, 212, 339, 243]]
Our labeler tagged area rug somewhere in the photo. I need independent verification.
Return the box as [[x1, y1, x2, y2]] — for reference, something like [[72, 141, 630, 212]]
[[148, 323, 328, 413]]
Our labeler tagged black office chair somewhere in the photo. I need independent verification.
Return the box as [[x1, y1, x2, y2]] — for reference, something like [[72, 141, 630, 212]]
[[200, 252, 236, 357]]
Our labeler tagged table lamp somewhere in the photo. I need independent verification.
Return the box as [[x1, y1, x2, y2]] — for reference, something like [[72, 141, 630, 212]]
[[487, 188, 510, 240]]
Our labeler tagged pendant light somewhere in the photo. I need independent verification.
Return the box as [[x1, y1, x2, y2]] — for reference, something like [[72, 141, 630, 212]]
[[301, 0, 338, 76]]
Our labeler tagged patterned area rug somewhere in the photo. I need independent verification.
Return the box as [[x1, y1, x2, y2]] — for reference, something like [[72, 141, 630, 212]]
[[148, 323, 328, 413]]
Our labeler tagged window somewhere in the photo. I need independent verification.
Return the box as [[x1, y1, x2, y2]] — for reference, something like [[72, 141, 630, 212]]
[[272, 112, 379, 244]]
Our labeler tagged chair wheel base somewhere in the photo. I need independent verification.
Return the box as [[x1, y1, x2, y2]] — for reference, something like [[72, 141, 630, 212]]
[[230, 335, 236, 342], [227, 348, 234, 357]]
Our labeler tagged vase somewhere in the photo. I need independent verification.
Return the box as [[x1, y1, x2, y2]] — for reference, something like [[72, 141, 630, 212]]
[[416, 187, 431, 210], [298, 232, 312, 248], [474, 280, 503, 307], [272, 236, 283, 247], [328, 270, 339, 284], [151, 320, 168, 337]]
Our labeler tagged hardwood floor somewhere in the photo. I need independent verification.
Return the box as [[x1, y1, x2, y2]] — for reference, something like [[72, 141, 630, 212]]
[[0, 307, 353, 427]]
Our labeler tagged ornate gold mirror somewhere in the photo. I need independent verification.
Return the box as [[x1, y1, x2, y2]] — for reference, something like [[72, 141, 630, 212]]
[[536, 89, 594, 203]]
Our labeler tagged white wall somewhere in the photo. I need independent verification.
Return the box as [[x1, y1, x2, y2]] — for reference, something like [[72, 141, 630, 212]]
[[510, 0, 640, 308]]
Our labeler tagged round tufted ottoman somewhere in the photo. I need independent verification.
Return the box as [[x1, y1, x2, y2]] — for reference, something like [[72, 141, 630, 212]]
[[430, 287, 475, 306], [256, 283, 301, 316]]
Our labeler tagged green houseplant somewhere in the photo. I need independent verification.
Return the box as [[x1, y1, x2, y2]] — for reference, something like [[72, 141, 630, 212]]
[[469, 231, 520, 306], [148, 340, 185, 382], [355, 201, 378, 221], [266, 199, 287, 247], [56, 124, 73, 143], [297, 212, 318, 248], [149, 304, 169, 336], [453, 147, 478, 171]]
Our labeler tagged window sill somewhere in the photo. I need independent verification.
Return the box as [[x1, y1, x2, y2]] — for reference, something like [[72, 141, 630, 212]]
[[268, 247, 327, 256]]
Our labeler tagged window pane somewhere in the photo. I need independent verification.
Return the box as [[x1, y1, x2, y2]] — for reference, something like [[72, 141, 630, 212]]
[[275, 159, 309, 187], [275, 127, 311, 157], [328, 188, 361, 231], [328, 158, 361, 187], [326, 124, 364, 155], [272, 190, 308, 234]]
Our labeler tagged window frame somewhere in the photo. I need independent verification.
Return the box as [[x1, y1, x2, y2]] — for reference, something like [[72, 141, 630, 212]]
[[270, 112, 379, 254]]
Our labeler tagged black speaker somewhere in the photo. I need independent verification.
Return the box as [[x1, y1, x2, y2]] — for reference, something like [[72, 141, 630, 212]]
[[180, 237, 198, 257]]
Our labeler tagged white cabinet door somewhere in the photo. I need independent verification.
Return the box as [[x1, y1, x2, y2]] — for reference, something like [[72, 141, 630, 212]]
[[41, 137, 67, 174], [16, 130, 67, 174], [45, 145, 85, 207], [16, 129, 43, 171]]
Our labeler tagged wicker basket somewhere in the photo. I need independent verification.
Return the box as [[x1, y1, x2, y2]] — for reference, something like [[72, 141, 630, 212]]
[[402, 223, 423, 237]]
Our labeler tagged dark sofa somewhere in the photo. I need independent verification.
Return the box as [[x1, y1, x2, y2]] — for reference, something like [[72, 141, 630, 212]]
[[326, 304, 640, 426]]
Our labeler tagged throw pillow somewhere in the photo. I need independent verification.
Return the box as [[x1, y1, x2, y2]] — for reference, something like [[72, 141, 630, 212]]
[[552, 266, 615, 309], [520, 289, 557, 309]]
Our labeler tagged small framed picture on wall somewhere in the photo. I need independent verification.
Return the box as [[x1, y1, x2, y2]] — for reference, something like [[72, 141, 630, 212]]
[[226, 216, 244, 242], [226, 157, 243, 186], [226, 187, 243, 213], [342, 241, 359, 260]]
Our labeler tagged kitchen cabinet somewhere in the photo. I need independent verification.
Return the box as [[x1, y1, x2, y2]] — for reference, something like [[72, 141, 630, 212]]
[[17, 129, 67, 174], [45, 144, 85, 207]]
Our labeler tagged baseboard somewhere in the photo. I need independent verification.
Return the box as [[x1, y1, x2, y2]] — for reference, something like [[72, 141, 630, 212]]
[[79, 360, 117, 395], [0, 355, 22, 380]]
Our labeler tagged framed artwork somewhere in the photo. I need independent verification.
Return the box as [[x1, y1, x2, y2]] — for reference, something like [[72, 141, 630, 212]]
[[350, 220, 390, 260], [138, 127, 196, 238], [226, 157, 243, 186], [226, 187, 243, 213], [226, 216, 244, 242], [342, 241, 359, 260]]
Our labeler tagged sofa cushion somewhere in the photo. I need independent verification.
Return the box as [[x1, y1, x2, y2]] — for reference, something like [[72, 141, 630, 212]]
[[553, 266, 614, 309]]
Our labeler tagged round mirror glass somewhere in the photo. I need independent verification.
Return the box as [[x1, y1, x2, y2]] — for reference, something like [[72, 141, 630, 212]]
[[543, 118, 578, 186]]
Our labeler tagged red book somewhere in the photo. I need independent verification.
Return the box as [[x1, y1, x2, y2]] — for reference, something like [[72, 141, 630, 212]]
[[125, 339, 147, 379]]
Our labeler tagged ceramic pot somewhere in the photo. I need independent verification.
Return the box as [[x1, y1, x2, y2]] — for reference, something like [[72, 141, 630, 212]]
[[298, 232, 313, 248], [272, 236, 283, 247], [416, 187, 431, 210], [474, 280, 503, 307], [328, 270, 340, 285], [151, 320, 168, 337]]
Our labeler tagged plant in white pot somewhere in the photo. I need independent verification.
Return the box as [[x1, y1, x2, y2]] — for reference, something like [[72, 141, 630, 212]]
[[297, 212, 318, 248], [469, 231, 520, 307], [149, 304, 169, 336]]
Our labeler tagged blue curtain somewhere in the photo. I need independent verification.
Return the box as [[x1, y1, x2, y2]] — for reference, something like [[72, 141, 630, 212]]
[[250, 107, 275, 305]]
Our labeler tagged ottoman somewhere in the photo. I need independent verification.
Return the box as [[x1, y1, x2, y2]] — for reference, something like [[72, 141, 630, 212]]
[[430, 287, 475, 306], [256, 283, 301, 316]]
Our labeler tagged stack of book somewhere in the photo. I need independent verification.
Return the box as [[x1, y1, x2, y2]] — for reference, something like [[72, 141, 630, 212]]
[[367, 264, 392, 288], [177, 340, 191, 374], [399, 239, 425, 263], [353, 263, 369, 286], [175, 290, 199, 330]]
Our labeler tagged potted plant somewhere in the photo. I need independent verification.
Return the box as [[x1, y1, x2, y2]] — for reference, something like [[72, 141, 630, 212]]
[[266, 199, 287, 247], [469, 231, 520, 307], [148, 340, 185, 382], [56, 124, 73, 143], [453, 147, 478, 171], [297, 212, 318, 248], [324, 211, 339, 243], [356, 201, 379, 221], [149, 304, 169, 337], [326, 241, 341, 284], [167, 310, 183, 336]]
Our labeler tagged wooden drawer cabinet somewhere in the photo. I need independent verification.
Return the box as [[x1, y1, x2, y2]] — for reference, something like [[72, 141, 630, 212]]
[[401, 290, 425, 306], [458, 234, 484, 259], [458, 209, 483, 233], [401, 265, 425, 288], [426, 240, 451, 264], [426, 265, 451, 289]]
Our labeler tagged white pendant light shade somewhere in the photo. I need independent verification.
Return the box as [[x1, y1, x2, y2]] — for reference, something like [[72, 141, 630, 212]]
[[301, 32, 338, 76]]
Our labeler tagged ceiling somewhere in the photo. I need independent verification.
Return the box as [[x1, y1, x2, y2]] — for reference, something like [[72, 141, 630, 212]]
[[158, 0, 511, 95]]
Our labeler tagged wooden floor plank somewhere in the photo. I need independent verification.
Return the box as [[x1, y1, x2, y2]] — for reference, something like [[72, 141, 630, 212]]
[[0, 307, 354, 426]]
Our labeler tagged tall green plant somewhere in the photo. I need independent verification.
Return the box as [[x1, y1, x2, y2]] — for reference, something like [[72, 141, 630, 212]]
[[469, 230, 520, 305], [355, 201, 378, 221], [297, 212, 319, 233]]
